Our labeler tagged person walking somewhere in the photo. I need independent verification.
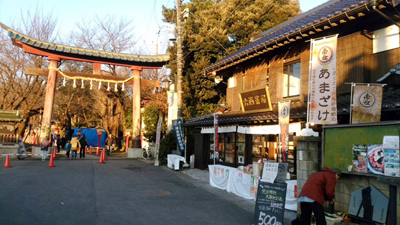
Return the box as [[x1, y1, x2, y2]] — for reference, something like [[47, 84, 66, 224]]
[[292, 167, 341, 225], [40, 137, 50, 161], [70, 135, 81, 159], [64, 140, 71, 158], [18, 136, 26, 159], [79, 134, 88, 159], [105, 134, 114, 156], [56, 135, 62, 153]]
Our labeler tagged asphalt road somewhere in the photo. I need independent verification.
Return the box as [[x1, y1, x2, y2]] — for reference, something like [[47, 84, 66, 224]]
[[0, 156, 255, 225]]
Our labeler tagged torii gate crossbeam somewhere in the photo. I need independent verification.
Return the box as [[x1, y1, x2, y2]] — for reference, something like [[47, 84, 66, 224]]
[[1, 23, 169, 148]]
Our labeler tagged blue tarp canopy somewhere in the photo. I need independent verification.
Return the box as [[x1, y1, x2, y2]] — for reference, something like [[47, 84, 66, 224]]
[[72, 128, 107, 147]]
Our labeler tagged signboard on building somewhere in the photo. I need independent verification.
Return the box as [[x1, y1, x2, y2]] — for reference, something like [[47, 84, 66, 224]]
[[351, 84, 383, 124], [309, 35, 338, 125], [172, 119, 185, 153], [239, 86, 272, 113]]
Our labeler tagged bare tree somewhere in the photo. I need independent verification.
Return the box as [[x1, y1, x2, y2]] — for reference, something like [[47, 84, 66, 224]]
[[0, 6, 59, 136], [56, 15, 137, 137]]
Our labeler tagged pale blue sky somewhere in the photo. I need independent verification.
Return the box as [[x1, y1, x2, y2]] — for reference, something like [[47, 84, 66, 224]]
[[0, 0, 328, 55]]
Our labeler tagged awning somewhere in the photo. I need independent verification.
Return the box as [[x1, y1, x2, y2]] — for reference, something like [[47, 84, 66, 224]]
[[237, 122, 302, 135], [200, 123, 302, 135], [201, 126, 237, 134]]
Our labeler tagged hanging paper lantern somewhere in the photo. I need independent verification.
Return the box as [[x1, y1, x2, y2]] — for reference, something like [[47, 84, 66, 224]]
[[90, 80, 93, 90], [73, 79, 77, 88]]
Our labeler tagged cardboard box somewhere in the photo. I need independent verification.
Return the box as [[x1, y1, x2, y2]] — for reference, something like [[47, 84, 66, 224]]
[[253, 162, 262, 176]]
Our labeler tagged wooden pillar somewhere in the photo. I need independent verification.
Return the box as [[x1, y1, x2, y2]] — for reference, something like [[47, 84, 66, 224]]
[[131, 66, 142, 148], [40, 57, 60, 140], [93, 63, 101, 75]]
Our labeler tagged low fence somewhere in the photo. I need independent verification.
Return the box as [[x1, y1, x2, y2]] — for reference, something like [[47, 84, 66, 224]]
[[0, 134, 19, 144]]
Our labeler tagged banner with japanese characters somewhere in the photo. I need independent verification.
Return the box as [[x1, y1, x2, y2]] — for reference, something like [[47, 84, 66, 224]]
[[352, 85, 383, 124], [214, 114, 219, 161], [279, 101, 290, 163], [309, 35, 338, 124], [172, 119, 185, 153], [155, 117, 163, 154]]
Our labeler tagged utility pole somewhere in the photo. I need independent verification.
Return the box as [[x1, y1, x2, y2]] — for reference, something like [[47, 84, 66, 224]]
[[176, 0, 183, 118]]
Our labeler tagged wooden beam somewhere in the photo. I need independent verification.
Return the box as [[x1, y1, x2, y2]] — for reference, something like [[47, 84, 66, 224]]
[[24, 67, 160, 87]]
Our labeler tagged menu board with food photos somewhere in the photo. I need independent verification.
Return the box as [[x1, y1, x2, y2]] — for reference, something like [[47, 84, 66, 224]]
[[352, 145, 368, 173]]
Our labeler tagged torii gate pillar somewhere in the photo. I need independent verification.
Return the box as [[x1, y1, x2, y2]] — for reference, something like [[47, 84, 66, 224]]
[[131, 66, 142, 148], [40, 57, 60, 140]]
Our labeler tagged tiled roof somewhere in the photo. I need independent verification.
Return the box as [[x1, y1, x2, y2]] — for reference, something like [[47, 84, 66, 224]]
[[205, 0, 374, 73], [377, 63, 400, 84], [0, 23, 169, 66], [183, 87, 400, 127], [0, 110, 23, 122]]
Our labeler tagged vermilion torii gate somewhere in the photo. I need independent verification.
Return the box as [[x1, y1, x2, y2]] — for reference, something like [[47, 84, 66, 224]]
[[1, 23, 169, 148]]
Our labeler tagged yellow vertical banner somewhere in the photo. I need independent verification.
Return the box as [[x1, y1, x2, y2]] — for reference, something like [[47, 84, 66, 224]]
[[279, 101, 290, 163], [352, 85, 383, 124], [309, 35, 338, 125]]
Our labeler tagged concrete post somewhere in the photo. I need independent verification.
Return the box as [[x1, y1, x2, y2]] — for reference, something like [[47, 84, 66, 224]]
[[40, 58, 60, 140], [294, 136, 321, 212], [131, 66, 142, 148]]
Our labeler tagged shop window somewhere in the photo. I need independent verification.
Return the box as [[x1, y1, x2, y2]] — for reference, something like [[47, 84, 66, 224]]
[[252, 135, 264, 162], [209, 134, 215, 161], [236, 133, 246, 165], [209, 133, 235, 164], [283, 61, 300, 97], [373, 25, 399, 54], [228, 76, 237, 88], [224, 133, 235, 164]]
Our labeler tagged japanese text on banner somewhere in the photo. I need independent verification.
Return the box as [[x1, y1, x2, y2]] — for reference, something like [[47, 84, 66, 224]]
[[309, 35, 338, 125]]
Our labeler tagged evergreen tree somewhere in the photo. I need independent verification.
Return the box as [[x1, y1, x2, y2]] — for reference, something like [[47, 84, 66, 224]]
[[163, 0, 300, 118]]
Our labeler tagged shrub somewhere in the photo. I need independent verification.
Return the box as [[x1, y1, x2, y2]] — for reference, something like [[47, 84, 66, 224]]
[[158, 130, 177, 164]]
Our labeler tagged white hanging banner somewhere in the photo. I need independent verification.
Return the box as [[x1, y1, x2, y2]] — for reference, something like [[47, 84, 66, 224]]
[[309, 34, 338, 125], [279, 101, 290, 163], [351, 84, 383, 124]]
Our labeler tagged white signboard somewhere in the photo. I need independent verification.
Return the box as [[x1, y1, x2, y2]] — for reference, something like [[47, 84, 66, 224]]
[[261, 162, 279, 183]]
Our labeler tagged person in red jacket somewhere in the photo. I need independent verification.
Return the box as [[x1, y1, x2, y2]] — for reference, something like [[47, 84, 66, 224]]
[[292, 167, 341, 225]]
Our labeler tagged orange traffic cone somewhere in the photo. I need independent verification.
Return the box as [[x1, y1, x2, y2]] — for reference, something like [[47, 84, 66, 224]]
[[98, 150, 105, 164], [3, 154, 12, 168], [102, 148, 106, 162], [52, 148, 56, 159], [85, 146, 88, 153], [48, 153, 55, 167], [89, 147, 93, 154], [96, 147, 100, 156]]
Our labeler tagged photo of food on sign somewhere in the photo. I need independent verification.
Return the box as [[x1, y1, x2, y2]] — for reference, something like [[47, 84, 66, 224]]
[[352, 145, 368, 173], [367, 144, 384, 175]]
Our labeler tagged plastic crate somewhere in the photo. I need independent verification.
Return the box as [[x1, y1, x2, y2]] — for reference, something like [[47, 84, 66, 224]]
[[325, 214, 342, 225]]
